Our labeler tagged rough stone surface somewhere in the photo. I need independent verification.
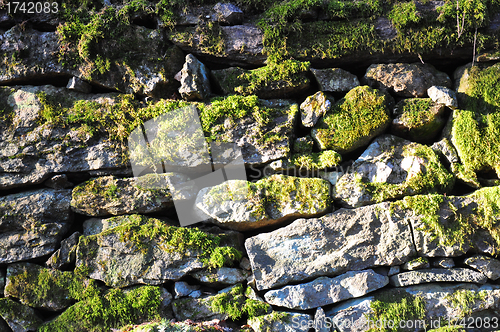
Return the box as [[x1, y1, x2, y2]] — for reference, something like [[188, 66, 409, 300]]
[[75, 215, 243, 287], [431, 138, 460, 164], [314, 308, 329, 332], [464, 255, 500, 280], [326, 283, 500, 332], [402, 257, 430, 271], [0, 26, 184, 97], [248, 312, 312, 332], [191, 268, 249, 287], [263, 270, 389, 310], [300, 91, 332, 128], [70, 175, 192, 217], [66, 77, 92, 94], [364, 63, 451, 97], [334, 135, 453, 207], [46, 232, 81, 269], [390, 98, 447, 143], [0, 298, 43, 332], [178, 54, 212, 101], [0, 86, 129, 190], [388, 266, 400, 276], [174, 282, 201, 299], [245, 201, 415, 290], [196, 174, 332, 231], [172, 296, 228, 321], [213, 3, 244, 25], [311, 68, 360, 92], [433, 258, 455, 269], [0, 189, 72, 263], [427, 85, 458, 109], [389, 268, 488, 287]]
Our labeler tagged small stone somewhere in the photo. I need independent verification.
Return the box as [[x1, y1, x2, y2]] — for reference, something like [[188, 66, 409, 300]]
[[263, 269, 389, 310], [431, 138, 460, 164], [174, 282, 201, 299], [314, 307, 329, 332], [389, 268, 488, 287], [239, 257, 252, 271], [427, 85, 458, 109], [213, 3, 243, 25], [44, 174, 73, 189], [464, 255, 500, 280], [0, 298, 43, 332], [318, 171, 342, 186], [66, 77, 92, 93], [190, 267, 249, 287], [388, 266, 400, 276], [178, 54, 211, 101], [294, 137, 314, 154], [189, 290, 202, 298], [402, 257, 430, 271], [300, 91, 332, 128], [311, 68, 360, 92], [433, 258, 455, 269], [46, 232, 81, 269]]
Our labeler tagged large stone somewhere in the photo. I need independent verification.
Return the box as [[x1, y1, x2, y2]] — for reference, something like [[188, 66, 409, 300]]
[[300, 91, 332, 128], [0, 189, 72, 263], [4, 263, 98, 311], [263, 270, 389, 310], [311, 68, 360, 92], [389, 268, 488, 287], [334, 135, 454, 208], [364, 63, 451, 97], [245, 201, 415, 290], [70, 174, 192, 217], [0, 86, 129, 190], [195, 174, 332, 231], [169, 24, 265, 66], [191, 267, 249, 287], [178, 54, 212, 101], [171, 296, 228, 321], [75, 215, 243, 287], [248, 312, 312, 332], [311, 86, 391, 154], [464, 255, 500, 280], [0, 298, 43, 332], [390, 98, 447, 143], [46, 232, 81, 269], [326, 283, 500, 332], [0, 24, 184, 97]]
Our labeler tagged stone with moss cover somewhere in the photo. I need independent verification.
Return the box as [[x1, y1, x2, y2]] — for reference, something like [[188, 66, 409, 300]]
[[75, 214, 243, 287], [195, 174, 332, 231], [248, 311, 311, 332], [450, 63, 500, 182], [0, 298, 43, 332], [334, 135, 454, 208], [391, 98, 448, 143], [70, 174, 192, 217], [311, 86, 392, 154]]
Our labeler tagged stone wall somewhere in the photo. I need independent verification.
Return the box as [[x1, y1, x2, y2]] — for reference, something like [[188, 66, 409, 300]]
[[1, 1, 500, 331]]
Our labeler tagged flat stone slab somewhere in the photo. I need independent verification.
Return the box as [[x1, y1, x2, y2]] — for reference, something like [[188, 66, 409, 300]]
[[245, 202, 415, 290], [263, 269, 389, 310], [389, 268, 488, 287]]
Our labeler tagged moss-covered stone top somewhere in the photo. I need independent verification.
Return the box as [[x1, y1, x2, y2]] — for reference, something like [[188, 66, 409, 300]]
[[312, 86, 391, 154]]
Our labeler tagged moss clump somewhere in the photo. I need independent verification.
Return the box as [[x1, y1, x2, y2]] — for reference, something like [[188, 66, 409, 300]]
[[291, 150, 342, 170], [38, 286, 163, 332], [0, 87, 14, 125], [37, 91, 188, 142], [4, 264, 100, 309], [209, 284, 270, 320], [397, 98, 434, 130], [388, 1, 421, 31], [312, 86, 391, 153], [452, 64, 500, 178], [470, 185, 500, 245], [367, 292, 426, 332], [171, 21, 225, 55], [446, 289, 486, 318], [364, 144, 454, 203], [112, 215, 242, 269]]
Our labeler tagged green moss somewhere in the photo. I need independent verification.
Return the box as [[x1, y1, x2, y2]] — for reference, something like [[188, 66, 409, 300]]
[[209, 284, 270, 320], [367, 292, 426, 332], [470, 185, 500, 245], [0, 298, 42, 330], [428, 327, 466, 332], [0, 87, 14, 125], [293, 137, 314, 154], [388, 1, 421, 31], [291, 150, 342, 170], [446, 289, 487, 318], [38, 286, 163, 332], [313, 86, 390, 153], [452, 64, 500, 177], [397, 99, 434, 130]]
